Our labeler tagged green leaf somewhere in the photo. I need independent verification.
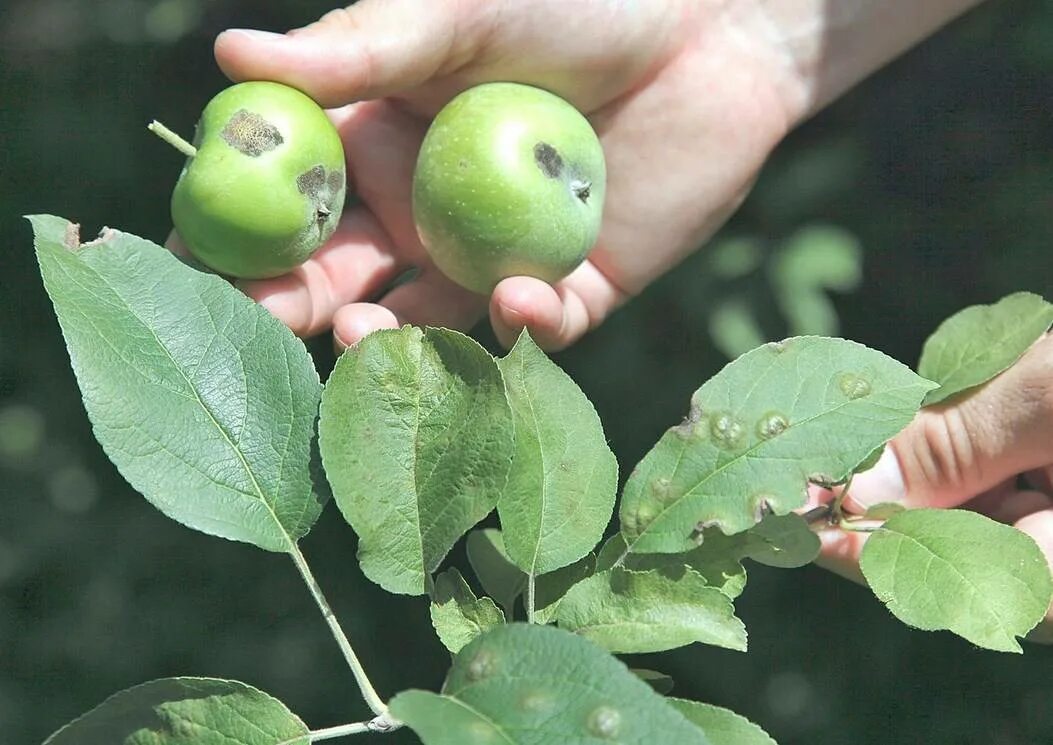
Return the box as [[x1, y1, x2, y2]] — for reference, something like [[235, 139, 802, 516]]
[[533, 553, 596, 624], [466, 529, 527, 617], [389, 624, 710, 745], [668, 698, 777, 745], [918, 292, 1053, 406], [596, 533, 747, 600], [741, 514, 821, 568], [631, 669, 675, 695], [319, 326, 514, 595], [554, 568, 747, 653], [31, 215, 323, 552], [496, 331, 618, 575], [43, 677, 308, 745], [619, 336, 935, 554], [859, 509, 1053, 653], [430, 568, 505, 654]]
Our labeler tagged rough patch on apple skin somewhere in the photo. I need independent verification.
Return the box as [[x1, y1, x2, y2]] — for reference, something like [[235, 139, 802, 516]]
[[534, 142, 564, 179], [221, 109, 284, 156], [297, 165, 345, 233]]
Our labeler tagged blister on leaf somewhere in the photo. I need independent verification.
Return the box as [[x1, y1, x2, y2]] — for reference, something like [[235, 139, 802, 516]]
[[619, 336, 934, 554], [390, 623, 711, 745]]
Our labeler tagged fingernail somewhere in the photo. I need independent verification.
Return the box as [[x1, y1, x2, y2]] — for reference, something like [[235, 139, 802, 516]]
[[845, 446, 906, 512], [223, 29, 285, 42]]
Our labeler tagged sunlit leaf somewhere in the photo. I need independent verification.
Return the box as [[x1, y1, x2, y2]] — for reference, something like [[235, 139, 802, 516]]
[[860, 509, 1053, 653], [430, 568, 504, 654], [44, 678, 308, 745], [554, 568, 747, 653], [669, 698, 777, 745], [31, 215, 323, 552], [918, 292, 1053, 405], [596, 533, 747, 599], [390, 624, 710, 745], [620, 337, 935, 554], [319, 326, 514, 595], [497, 331, 617, 575]]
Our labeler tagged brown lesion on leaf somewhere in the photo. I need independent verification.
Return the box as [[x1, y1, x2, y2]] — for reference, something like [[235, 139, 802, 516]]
[[64, 223, 118, 251], [221, 109, 284, 156]]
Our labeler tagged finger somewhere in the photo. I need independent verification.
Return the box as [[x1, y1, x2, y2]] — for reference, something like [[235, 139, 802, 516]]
[[845, 334, 1053, 513], [333, 271, 486, 351], [214, 0, 487, 107], [1015, 508, 1053, 643], [489, 262, 628, 351], [165, 232, 191, 259], [331, 303, 401, 349], [236, 208, 404, 337]]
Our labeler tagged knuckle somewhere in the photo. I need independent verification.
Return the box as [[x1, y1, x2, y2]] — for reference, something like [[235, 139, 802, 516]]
[[912, 408, 980, 494]]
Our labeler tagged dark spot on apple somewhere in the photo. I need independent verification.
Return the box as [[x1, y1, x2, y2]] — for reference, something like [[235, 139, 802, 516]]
[[327, 168, 344, 194], [533, 142, 563, 179], [297, 165, 327, 197], [221, 109, 284, 156]]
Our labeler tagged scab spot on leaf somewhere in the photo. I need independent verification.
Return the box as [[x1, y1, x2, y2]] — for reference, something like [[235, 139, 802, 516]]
[[221, 109, 284, 156], [586, 706, 622, 739], [768, 340, 791, 354], [650, 477, 672, 503], [534, 142, 564, 179], [838, 372, 872, 400], [519, 691, 553, 714], [672, 402, 705, 439], [709, 411, 746, 449], [691, 519, 721, 545], [757, 411, 790, 439], [466, 648, 498, 682], [751, 495, 775, 522]]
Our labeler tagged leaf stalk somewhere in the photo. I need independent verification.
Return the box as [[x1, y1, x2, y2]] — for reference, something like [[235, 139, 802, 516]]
[[289, 542, 392, 719]]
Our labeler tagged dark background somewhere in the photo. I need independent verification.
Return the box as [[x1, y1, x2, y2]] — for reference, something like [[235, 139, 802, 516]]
[[2, 1, 1052, 743]]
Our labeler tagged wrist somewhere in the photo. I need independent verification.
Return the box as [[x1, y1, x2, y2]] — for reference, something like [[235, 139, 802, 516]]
[[717, 0, 985, 128]]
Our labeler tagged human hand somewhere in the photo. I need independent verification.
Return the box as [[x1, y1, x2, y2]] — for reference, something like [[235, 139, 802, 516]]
[[811, 333, 1053, 641], [185, 0, 796, 350]]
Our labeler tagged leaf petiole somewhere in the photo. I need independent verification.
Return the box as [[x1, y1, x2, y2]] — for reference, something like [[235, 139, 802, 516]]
[[288, 542, 393, 720]]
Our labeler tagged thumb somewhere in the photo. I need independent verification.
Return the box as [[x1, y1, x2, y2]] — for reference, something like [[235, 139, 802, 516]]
[[846, 334, 1053, 513], [214, 0, 480, 107]]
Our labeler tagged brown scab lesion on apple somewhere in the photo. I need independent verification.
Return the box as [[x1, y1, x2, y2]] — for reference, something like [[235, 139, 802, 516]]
[[533, 141, 564, 178], [297, 164, 346, 235], [221, 109, 284, 157]]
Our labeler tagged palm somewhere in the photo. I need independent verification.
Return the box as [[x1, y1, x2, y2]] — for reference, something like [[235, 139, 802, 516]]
[[214, 1, 789, 348]]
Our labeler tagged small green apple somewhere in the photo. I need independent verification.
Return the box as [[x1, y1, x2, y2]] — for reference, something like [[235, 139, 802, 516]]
[[412, 82, 606, 294], [151, 81, 346, 279]]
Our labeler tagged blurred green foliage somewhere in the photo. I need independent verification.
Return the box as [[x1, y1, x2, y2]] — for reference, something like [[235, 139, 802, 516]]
[[2, 1, 1052, 743]]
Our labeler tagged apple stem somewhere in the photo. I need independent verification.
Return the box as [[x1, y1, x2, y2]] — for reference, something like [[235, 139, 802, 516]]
[[148, 120, 197, 158]]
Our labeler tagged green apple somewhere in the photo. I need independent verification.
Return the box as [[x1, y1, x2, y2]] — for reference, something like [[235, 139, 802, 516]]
[[412, 82, 606, 294], [151, 81, 346, 279]]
